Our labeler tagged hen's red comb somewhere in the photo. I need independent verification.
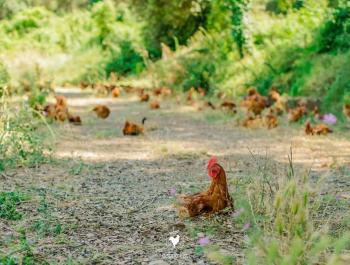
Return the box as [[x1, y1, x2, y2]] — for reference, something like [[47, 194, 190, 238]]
[[207, 156, 218, 168]]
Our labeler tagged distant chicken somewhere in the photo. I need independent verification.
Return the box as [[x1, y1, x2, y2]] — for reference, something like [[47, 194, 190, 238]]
[[288, 106, 307, 122], [204, 101, 216, 110], [150, 100, 160, 109], [242, 116, 263, 128], [268, 88, 285, 114], [241, 88, 267, 116], [187, 87, 196, 103], [198, 87, 206, 97], [55, 95, 68, 109], [221, 101, 236, 111], [305, 121, 333, 135], [55, 105, 69, 122], [43, 104, 56, 119], [269, 87, 282, 102], [43, 95, 72, 123], [123, 118, 146, 136], [265, 109, 278, 129], [112, 87, 121, 98], [139, 89, 150, 102], [92, 105, 110, 119], [140, 93, 150, 102], [153, 87, 172, 96], [313, 124, 333, 135], [343, 104, 350, 121], [68, 114, 82, 125], [80, 81, 90, 90], [312, 106, 320, 119], [178, 157, 233, 217], [305, 122, 314, 135], [123, 86, 134, 93], [92, 83, 106, 95]]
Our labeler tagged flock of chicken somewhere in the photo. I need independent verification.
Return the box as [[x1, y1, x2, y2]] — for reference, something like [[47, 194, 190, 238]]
[[39, 81, 350, 217], [41, 83, 166, 135], [42, 79, 350, 137]]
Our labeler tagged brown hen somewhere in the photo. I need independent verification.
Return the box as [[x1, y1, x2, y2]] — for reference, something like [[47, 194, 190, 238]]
[[305, 122, 333, 135], [123, 118, 146, 136], [92, 105, 110, 119], [241, 89, 267, 116], [112, 87, 121, 98], [150, 100, 160, 109], [288, 106, 307, 122], [178, 157, 233, 218]]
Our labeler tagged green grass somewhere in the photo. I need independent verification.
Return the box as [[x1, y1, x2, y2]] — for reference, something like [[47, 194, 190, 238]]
[[0, 191, 28, 220]]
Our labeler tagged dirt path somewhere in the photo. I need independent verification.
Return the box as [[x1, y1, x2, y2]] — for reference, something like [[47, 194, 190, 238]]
[[1, 88, 350, 264]]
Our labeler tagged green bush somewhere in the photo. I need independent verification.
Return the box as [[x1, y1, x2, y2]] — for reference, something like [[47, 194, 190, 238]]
[[105, 40, 145, 76], [232, 155, 350, 265], [266, 0, 304, 14], [323, 55, 350, 113], [179, 55, 216, 92], [4, 7, 53, 35], [318, 4, 350, 53], [91, 0, 116, 48], [136, 0, 211, 58], [0, 101, 48, 171]]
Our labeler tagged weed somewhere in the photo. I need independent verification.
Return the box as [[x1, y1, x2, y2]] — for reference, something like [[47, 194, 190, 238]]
[[31, 189, 63, 237], [0, 89, 49, 171], [230, 149, 350, 264], [0, 191, 27, 220], [69, 161, 85, 176]]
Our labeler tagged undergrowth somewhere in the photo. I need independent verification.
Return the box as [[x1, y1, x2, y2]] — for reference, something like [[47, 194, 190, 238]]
[[233, 149, 350, 265], [0, 87, 50, 171]]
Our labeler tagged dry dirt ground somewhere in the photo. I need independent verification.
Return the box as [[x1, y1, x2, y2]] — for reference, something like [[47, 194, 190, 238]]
[[1, 88, 350, 264]]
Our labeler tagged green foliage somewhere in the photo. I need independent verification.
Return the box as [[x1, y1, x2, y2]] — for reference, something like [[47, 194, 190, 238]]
[[179, 54, 216, 92], [31, 190, 63, 236], [323, 54, 350, 113], [137, 0, 211, 58], [4, 7, 53, 35], [227, 0, 251, 58], [233, 155, 350, 265], [266, 0, 304, 14], [91, 0, 116, 48], [105, 40, 145, 76], [318, 4, 350, 53], [0, 0, 89, 19], [0, 99, 48, 171], [0, 191, 27, 220]]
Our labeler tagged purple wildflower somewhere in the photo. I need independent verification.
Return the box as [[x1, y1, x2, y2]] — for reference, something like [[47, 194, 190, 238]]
[[198, 236, 210, 246], [336, 194, 342, 201], [168, 187, 177, 196], [232, 208, 244, 218], [242, 223, 251, 231], [322, 114, 337, 125]]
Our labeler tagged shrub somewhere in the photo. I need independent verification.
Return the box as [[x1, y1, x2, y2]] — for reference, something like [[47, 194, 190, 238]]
[[318, 4, 350, 53], [0, 95, 48, 171], [179, 55, 216, 92], [91, 0, 116, 48], [4, 7, 53, 35], [323, 55, 350, 113], [105, 40, 145, 76], [266, 0, 304, 14], [232, 152, 350, 265], [136, 0, 211, 58]]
